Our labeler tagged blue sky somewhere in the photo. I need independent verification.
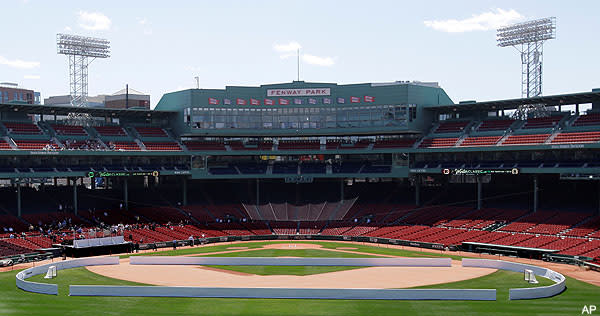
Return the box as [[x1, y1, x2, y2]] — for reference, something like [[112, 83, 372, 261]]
[[1, 0, 599, 108]]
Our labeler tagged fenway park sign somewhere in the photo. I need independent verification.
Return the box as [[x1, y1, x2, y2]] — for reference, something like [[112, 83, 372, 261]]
[[267, 88, 330, 97]]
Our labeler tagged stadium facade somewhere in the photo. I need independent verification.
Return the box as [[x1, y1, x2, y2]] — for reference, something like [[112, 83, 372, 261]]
[[1, 80, 600, 264]]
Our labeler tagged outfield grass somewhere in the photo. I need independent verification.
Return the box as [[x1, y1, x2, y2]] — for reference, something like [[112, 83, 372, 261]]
[[3, 241, 599, 316]]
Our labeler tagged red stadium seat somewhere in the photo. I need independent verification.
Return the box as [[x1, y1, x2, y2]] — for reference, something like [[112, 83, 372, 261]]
[[501, 134, 549, 145], [459, 136, 501, 147], [419, 137, 458, 148]]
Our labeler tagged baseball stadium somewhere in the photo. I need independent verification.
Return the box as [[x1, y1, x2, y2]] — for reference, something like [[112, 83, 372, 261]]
[[1, 78, 600, 315], [1, 4, 600, 314]]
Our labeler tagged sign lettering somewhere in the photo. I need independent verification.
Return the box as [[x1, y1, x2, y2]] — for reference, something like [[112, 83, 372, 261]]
[[267, 88, 331, 97]]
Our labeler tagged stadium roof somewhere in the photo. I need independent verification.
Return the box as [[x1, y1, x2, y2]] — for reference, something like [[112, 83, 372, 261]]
[[424, 90, 600, 113], [0, 102, 176, 118]]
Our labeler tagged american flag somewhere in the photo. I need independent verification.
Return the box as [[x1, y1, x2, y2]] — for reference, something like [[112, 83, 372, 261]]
[[308, 98, 317, 105], [350, 96, 360, 103], [236, 98, 247, 105], [224, 98, 231, 105], [250, 98, 260, 105], [279, 98, 290, 105], [208, 97, 219, 105], [323, 97, 332, 104], [337, 97, 345, 104], [294, 98, 302, 105], [264, 99, 274, 105], [364, 95, 375, 103]]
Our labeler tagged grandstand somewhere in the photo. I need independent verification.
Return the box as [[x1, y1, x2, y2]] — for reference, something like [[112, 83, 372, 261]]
[[0, 82, 599, 266]]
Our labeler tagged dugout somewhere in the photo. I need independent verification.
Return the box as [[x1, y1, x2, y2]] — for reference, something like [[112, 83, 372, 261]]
[[461, 242, 558, 260]]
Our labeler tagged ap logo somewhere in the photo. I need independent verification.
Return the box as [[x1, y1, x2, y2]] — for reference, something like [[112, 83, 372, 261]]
[[582, 305, 597, 315]]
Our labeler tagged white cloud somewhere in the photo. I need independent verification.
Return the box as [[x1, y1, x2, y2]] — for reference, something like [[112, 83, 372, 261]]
[[273, 41, 302, 53], [0, 56, 40, 69], [64, 26, 72, 32], [273, 41, 335, 66], [137, 17, 148, 25], [78, 11, 111, 31], [24, 75, 41, 80], [302, 54, 335, 67], [424, 8, 523, 33]]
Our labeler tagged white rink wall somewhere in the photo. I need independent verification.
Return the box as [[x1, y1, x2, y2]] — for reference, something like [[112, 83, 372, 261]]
[[129, 256, 452, 267], [461, 258, 566, 300], [16, 257, 120, 295]]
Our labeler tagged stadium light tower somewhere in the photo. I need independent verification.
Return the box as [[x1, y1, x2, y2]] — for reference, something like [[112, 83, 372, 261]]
[[57, 34, 110, 108], [497, 17, 556, 118]]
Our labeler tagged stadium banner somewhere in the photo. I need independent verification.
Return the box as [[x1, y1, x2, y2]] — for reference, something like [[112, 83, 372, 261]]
[[223, 98, 232, 105], [350, 96, 360, 103], [73, 236, 125, 248], [267, 88, 330, 97], [88, 171, 160, 178], [250, 98, 261, 105], [236, 98, 247, 106], [278, 98, 290, 105], [264, 99, 274, 105], [353, 236, 445, 250], [364, 95, 375, 102], [443, 168, 519, 176], [208, 97, 219, 105]]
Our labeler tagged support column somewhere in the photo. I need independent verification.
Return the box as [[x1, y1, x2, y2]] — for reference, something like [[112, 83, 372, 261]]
[[415, 177, 421, 207], [73, 178, 78, 216], [17, 183, 22, 217], [182, 177, 188, 206], [576, 103, 580, 115], [477, 177, 482, 210], [123, 178, 129, 211], [255, 179, 260, 209], [598, 181, 600, 215], [340, 179, 344, 201], [533, 176, 538, 213]]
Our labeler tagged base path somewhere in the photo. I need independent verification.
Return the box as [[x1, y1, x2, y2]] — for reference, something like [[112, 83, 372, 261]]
[[87, 243, 495, 289]]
